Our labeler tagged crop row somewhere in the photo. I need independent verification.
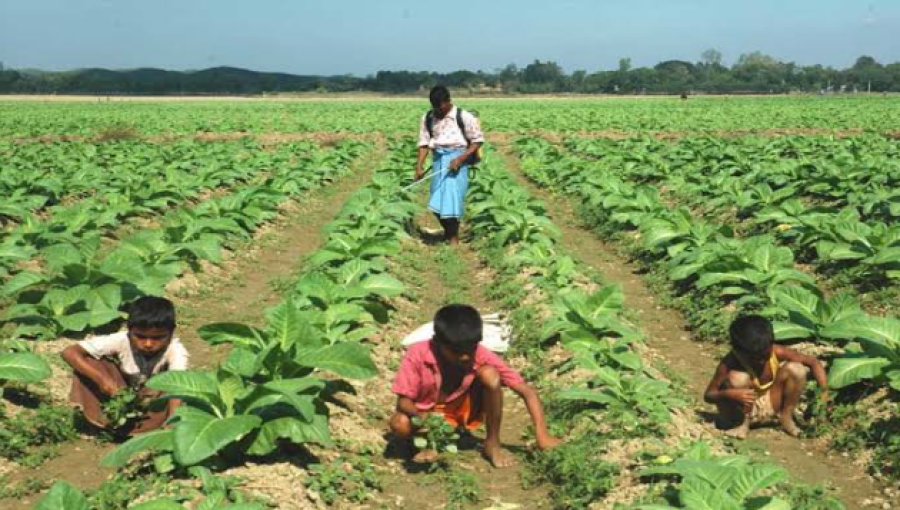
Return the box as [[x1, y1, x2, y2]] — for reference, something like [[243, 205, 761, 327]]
[[25, 141, 420, 509], [514, 138, 900, 482], [0, 140, 369, 340], [462, 152, 840, 509], [3, 96, 900, 139], [0, 140, 341, 284], [558, 134, 900, 291]]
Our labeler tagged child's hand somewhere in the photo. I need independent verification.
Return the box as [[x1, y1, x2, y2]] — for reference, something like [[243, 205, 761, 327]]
[[101, 379, 123, 397], [729, 389, 757, 412]]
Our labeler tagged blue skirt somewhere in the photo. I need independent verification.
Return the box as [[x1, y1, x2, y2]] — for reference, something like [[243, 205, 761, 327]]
[[428, 147, 469, 219]]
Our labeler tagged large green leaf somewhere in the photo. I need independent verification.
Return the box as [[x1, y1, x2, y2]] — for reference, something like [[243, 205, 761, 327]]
[[268, 298, 310, 349], [128, 500, 185, 510], [146, 370, 220, 405], [829, 355, 892, 389], [295, 342, 377, 379], [197, 323, 265, 349], [358, 273, 405, 297], [35, 481, 90, 510], [555, 388, 616, 406], [770, 285, 818, 322], [0, 352, 52, 383], [772, 321, 813, 341], [1, 270, 46, 296], [173, 412, 262, 466], [246, 414, 332, 456], [728, 464, 787, 501], [101, 428, 174, 467]]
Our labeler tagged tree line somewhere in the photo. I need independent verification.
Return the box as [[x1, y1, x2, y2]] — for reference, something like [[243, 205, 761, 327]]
[[1, 51, 898, 95]]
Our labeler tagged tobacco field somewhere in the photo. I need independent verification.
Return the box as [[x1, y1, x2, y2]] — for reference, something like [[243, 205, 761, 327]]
[[1, 95, 899, 509]]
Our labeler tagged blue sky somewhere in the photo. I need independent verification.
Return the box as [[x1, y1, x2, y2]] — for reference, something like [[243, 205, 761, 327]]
[[1, 0, 897, 75]]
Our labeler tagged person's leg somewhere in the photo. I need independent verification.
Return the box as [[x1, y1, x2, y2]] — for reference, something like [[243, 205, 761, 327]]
[[439, 217, 460, 244], [770, 362, 808, 437], [718, 370, 752, 439], [69, 358, 126, 429], [478, 365, 513, 467]]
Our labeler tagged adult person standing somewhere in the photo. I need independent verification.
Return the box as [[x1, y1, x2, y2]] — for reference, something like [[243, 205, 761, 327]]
[[415, 86, 484, 245]]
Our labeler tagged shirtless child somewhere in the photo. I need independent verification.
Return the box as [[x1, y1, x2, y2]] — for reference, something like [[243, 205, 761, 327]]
[[704, 315, 828, 438], [389, 304, 560, 467]]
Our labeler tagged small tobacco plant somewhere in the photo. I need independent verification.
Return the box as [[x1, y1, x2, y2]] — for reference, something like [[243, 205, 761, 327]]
[[101, 387, 146, 431], [412, 413, 461, 455]]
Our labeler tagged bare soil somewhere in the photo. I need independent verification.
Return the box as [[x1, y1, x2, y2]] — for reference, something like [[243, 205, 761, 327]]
[[492, 140, 890, 509], [367, 207, 552, 509], [174, 148, 381, 367]]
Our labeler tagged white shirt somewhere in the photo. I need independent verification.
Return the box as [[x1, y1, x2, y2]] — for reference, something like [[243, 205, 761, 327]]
[[418, 106, 485, 149], [79, 331, 190, 387]]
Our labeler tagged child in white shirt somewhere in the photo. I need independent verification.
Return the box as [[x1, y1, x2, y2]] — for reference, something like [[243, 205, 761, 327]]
[[62, 296, 189, 435]]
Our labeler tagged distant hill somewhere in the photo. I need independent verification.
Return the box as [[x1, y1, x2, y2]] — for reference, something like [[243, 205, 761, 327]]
[[1, 55, 897, 95], [0, 66, 364, 94]]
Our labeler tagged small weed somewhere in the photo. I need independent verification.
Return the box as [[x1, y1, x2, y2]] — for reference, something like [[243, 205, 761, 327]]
[[435, 467, 481, 510], [0, 402, 78, 466], [779, 483, 847, 510], [87, 470, 176, 510], [412, 413, 461, 454], [436, 246, 469, 304], [268, 274, 295, 293], [0, 475, 51, 499], [101, 388, 146, 433], [305, 455, 382, 505], [523, 432, 619, 510]]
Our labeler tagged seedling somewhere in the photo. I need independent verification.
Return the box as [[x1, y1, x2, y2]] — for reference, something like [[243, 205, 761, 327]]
[[412, 414, 461, 455], [102, 388, 146, 431]]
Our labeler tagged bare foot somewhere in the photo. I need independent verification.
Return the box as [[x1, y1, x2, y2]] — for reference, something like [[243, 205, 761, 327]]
[[483, 441, 515, 468], [724, 422, 750, 439], [412, 449, 439, 464], [780, 414, 802, 437]]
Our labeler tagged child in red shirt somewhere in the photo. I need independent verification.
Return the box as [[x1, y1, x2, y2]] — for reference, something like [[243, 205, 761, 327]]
[[390, 304, 560, 467]]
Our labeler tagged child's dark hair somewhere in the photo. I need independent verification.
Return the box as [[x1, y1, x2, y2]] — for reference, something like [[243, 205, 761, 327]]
[[429, 85, 451, 109], [127, 296, 176, 331], [433, 304, 481, 351], [729, 315, 773, 355]]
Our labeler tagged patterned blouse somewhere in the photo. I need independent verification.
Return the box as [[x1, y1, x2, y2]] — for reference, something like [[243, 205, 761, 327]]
[[417, 106, 485, 149]]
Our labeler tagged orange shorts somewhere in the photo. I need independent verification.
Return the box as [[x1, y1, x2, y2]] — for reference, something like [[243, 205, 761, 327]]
[[433, 390, 484, 430]]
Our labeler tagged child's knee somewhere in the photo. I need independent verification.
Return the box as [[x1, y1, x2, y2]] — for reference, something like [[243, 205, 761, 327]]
[[389, 412, 413, 438], [725, 370, 752, 389], [476, 365, 502, 390], [783, 362, 809, 380]]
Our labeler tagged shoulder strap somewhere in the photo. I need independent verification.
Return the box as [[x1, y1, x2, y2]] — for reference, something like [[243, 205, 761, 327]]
[[425, 110, 435, 137], [456, 109, 470, 145], [732, 350, 778, 393]]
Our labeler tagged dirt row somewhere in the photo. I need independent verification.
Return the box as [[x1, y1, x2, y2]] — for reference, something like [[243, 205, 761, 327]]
[[359, 208, 552, 509], [491, 140, 890, 509], [9, 131, 381, 146]]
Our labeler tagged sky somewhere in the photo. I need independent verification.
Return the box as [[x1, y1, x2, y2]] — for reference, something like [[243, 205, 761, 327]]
[[1, 0, 898, 75]]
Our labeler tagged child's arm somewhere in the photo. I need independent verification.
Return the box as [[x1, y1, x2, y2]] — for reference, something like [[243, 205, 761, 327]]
[[704, 360, 755, 412], [508, 381, 561, 450], [395, 396, 419, 418], [775, 346, 828, 392], [61, 345, 123, 396]]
